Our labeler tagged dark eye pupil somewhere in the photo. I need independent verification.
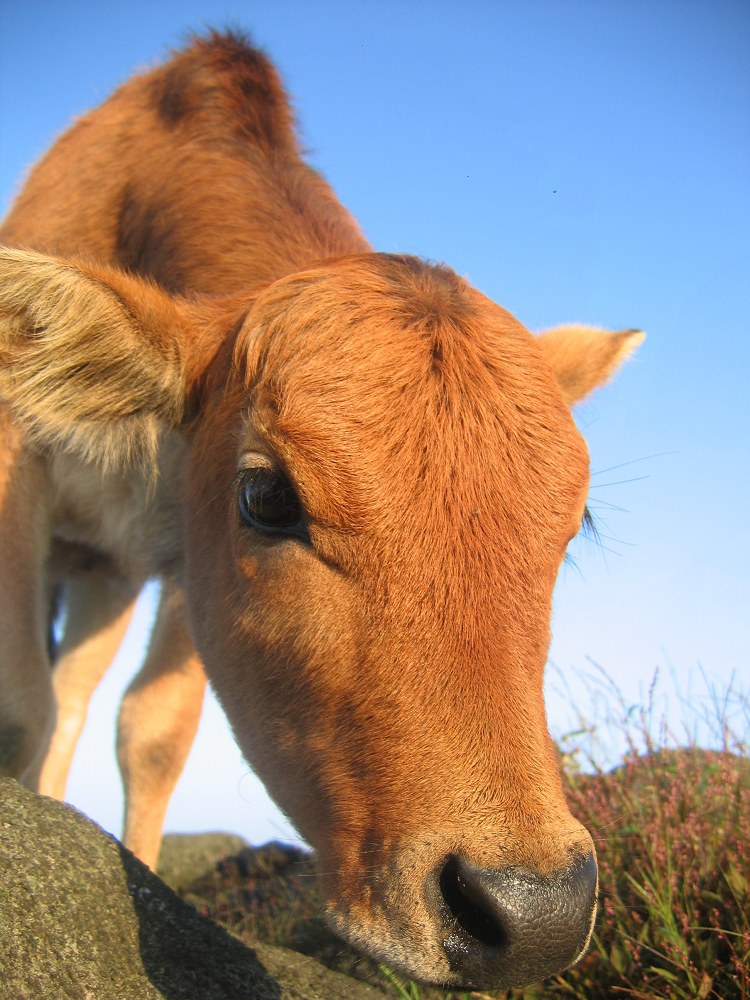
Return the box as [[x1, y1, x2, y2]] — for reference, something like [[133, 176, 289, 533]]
[[238, 467, 303, 531]]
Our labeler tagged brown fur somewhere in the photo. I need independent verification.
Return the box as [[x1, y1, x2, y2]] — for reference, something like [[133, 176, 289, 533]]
[[0, 32, 643, 989]]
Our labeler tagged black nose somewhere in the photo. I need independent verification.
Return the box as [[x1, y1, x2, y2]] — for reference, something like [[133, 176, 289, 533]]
[[435, 851, 598, 989]]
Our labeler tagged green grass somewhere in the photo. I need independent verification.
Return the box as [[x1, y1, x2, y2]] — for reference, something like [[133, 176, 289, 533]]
[[174, 670, 749, 999]]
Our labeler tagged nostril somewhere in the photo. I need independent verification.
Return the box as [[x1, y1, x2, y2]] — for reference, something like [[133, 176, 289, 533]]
[[433, 851, 598, 989], [438, 854, 506, 948]]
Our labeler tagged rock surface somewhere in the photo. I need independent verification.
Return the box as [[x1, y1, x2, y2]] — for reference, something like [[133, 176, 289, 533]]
[[0, 778, 383, 1000]]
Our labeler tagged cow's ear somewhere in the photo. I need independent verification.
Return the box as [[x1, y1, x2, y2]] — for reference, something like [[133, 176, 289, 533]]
[[0, 247, 198, 468], [536, 324, 645, 405]]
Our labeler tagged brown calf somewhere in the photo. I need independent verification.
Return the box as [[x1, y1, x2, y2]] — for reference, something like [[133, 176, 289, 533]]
[[0, 33, 642, 989]]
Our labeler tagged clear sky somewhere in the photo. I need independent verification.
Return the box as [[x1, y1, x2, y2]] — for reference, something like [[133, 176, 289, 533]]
[[1, 1, 748, 848]]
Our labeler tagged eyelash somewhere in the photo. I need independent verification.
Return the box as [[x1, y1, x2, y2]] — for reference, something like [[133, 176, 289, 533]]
[[564, 506, 599, 565]]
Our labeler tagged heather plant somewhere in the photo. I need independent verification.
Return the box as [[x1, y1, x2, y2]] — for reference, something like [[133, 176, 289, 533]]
[[558, 747, 748, 998]]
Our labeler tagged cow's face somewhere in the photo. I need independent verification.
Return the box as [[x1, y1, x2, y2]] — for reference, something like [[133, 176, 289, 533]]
[[184, 255, 597, 987]]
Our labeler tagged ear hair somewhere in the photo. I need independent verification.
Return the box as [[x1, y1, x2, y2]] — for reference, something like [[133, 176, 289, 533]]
[[536, 324, 645, 405], [0, 247, 188, 470]]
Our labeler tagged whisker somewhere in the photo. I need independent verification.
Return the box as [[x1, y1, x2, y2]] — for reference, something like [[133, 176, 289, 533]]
[[586, 541, 622, 558], [586, 498, 630, 513], [590, 474, 649, 489], [590, 451, 674, 478], [592, 532, 636, 548]]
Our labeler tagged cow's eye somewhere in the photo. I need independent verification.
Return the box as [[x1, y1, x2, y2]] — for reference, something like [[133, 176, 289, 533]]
[[237, 466, 304, 534]]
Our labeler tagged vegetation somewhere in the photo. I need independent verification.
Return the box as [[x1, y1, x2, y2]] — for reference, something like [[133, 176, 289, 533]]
[[173, 671, 748, 999]]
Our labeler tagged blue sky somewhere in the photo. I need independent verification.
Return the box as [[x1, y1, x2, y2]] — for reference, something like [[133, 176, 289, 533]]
[[1, 1, 748, 847]]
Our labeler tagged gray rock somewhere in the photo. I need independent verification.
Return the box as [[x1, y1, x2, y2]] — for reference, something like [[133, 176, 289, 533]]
[[0, 779, 383, 1000]]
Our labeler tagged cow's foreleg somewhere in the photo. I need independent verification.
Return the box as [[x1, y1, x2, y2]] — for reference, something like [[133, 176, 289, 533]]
[[0, 416, 54, 784], [116, 582, 206, 870], [36, 572, 137, 797]]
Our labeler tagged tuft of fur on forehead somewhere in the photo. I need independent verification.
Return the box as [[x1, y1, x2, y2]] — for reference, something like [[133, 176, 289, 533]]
[[237, 254, 550, 423]]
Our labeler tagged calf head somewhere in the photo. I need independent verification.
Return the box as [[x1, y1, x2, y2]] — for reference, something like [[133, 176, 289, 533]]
[[0, 247, 642, 988]]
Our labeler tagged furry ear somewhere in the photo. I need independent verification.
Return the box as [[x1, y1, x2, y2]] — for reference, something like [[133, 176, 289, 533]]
[[0, 247, 193, 468], [536, 324, 645, 405]]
